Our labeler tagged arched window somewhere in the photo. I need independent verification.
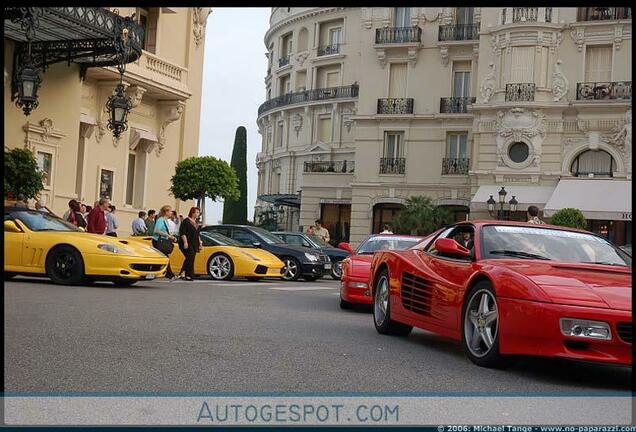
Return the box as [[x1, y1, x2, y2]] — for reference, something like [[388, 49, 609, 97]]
[[570, 149, 614, 177]]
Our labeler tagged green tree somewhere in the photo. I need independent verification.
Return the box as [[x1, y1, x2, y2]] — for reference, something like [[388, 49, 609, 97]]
[[222, 126, 248, 224], [389, 196, 452, 236], [548, 208, 588, 230], [4, 148, 45, 200], [170, 156, 239, 223]]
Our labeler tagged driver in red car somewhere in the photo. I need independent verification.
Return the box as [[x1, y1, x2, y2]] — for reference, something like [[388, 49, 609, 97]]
[[460, 231, 474, 250]]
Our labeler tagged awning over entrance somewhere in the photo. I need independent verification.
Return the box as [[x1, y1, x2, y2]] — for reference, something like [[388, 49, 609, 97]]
[[257, 194, 301, 208], [470, 185, 555, 211], [543, 179, 632, 221]]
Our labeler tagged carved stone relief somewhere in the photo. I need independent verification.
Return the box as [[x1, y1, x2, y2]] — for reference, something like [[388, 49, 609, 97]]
[[551, 60, 569, 102], [157, 100, 186, 156], [292, 112, 303, 136], [193, 8, 212, 48], [439, 45, 449, 67], [570, 27, 585, 52], [495, 108, 546, 169], [125, 85, 147, 109], [479, 62, 497, 103]]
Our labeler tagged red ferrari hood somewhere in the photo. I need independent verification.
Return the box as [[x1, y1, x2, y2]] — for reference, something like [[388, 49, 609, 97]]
[[348, 255, 373, 278], [502, 261, 632, 310]]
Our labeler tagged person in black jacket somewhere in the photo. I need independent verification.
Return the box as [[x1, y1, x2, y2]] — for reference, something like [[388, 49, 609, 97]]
[[177, 207, 203, 281]]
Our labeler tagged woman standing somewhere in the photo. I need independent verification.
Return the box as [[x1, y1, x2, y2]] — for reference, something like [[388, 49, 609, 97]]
[[66, 200, 87, 229], [178, 207, 203, 281], [152, 205, 177, 280]]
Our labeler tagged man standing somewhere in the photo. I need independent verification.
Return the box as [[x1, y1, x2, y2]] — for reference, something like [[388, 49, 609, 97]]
[[527, 206, 546, 225], [132, 211, 147, 236], [105, 205, 119, 237], [145, 209, 156, 235], [314, 219, 330, 243], [87, 198, 109, 234], [166, 210, 179, 236], [380, 224, 393, 234]]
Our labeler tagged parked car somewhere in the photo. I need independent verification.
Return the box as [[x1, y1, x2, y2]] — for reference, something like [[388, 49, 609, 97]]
[[273, 231, 350, 280], [4, 207, 168, 286], [200, 225, 330, 281], [369, 220, 632, 368], [338, 234, 427, 309], [127, 231, 285, 281]]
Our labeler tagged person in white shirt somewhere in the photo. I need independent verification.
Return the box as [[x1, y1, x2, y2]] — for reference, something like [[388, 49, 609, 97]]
[[527, 206, 546, 225], [131, 211, 148, 236], [314, 219, 330, 243], [166, 211, 179, 236], [380, 224, 393, 234]]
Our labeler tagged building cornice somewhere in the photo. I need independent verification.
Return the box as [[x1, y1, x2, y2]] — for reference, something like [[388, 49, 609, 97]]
[[264, 8, 348, 44]]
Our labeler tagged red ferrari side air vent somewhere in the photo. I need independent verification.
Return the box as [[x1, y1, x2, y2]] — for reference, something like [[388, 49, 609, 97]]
[[401, 272, 432, 316]]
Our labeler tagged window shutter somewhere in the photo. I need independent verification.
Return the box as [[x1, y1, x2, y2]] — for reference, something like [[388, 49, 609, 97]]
[[510, 47, 534, 83], [389, 63, 407, 98], [319, 117, 332, 142], [585, 46, 613, 82]]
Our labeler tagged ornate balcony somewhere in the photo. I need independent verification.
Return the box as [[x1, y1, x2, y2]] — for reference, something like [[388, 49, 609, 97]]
[[258, 84, 359, 115], [576, 81, 632, 101], [304, 160, 354, 173], [278, 56, 290, 67], [317, 44, 340, 56], [440, 97, 475, 114], [505, 83, 536, 102], [375, 26, 421, 44], [501, 7, 552, 24], [377, 98, 414, 115], [379, 157, 406, 175], [577, 7, 631, 21], [442, 158, 470, 175], [438, 24, 480, 41]]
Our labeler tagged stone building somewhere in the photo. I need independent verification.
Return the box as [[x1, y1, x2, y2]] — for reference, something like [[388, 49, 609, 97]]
[[255, 7, 631, 246], [4, 7, 211, 235]]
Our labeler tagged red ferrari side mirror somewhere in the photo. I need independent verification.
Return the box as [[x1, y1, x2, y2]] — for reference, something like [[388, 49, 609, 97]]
[[434, 238, 471, 258], [338, 242, 354, 255]]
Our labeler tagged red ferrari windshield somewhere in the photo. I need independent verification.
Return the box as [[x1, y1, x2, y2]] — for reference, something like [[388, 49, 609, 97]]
[[357, 236, 422, 255]]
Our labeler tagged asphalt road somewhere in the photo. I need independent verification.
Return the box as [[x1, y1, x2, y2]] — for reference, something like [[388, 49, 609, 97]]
[[4, 276, 631, 394]]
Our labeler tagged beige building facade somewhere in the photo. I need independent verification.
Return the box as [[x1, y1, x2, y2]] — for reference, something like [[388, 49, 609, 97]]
[[256, 7, 631, 246], [4, 7, 211, 235]]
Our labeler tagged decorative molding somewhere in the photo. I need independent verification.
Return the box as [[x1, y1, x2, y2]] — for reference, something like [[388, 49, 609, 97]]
[[614, 24, 623, 50], [551, 30, 563, 55], [439, 45, 449, 67], [407, 47, 418, 67], [157, 100, 186, 156], [341, 107, 356, 132], [551, 59, 568, 102], [23, 119, 66, 151], [495, 108, 546, 169], [193, 8, 212, 48], [361, 7, 373, 29], [79, 114, 97, 139], [129, 128, 159, 154], [125, 85, 147, 109], [442, 7, 453, 25], [422, 8, 442, 23], [375, 48, 387, 68], [266, 8, 347, 41], [292, 112, 303, 136], [472, 45, 479, 60], [39, 118, 54, 142], [479, 62, 497, 103], [294, 51, 309, 67]]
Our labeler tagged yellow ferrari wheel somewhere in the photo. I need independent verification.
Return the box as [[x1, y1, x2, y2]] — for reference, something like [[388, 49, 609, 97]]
[[45, 245, 85, 285]]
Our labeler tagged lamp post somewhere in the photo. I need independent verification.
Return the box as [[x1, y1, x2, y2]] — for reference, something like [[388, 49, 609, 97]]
[[106, 21, 133, 139], [487, 187, 519, 220], [12, 8, 43, 116]]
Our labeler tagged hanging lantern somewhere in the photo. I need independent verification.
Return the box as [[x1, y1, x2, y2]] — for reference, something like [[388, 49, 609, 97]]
[[509, 196, 518, 213], [486, 195, 496, 214], [14, 54, 42, 116], [105, 82, 132, 139], [498, 186, 507, 204]]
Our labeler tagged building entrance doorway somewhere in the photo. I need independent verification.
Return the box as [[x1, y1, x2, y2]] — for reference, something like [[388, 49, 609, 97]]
[[372, 203, 404, 234], [320, 203, 351, 245]]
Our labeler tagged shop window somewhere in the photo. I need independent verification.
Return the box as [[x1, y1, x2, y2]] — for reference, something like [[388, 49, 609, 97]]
[[320, 203, 351, 244]]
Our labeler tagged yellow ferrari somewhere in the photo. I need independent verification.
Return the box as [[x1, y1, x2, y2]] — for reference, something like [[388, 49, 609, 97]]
[[4, 206, 168, 286], [128, 230, 285, 281]]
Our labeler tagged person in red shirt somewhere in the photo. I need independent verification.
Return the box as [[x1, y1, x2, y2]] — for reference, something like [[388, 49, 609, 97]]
[[86, 197, 109, 234]]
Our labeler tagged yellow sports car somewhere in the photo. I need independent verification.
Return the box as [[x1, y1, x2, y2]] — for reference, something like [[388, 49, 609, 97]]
[[128, 230, 285, 281], [4, 207, 168, 286]]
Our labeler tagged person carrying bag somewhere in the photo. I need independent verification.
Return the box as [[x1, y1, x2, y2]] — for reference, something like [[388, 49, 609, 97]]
[[152, 205, 177, 280]]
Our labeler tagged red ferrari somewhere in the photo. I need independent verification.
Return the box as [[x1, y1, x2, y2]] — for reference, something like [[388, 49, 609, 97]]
[[338, 234, 426, 309], [369, 220, 632, 368]]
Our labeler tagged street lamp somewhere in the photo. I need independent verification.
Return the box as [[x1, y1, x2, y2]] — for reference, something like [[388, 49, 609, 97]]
[[106, 23, 133, 139], [14, 55, 41, 116], [487, 187, 519, 220]]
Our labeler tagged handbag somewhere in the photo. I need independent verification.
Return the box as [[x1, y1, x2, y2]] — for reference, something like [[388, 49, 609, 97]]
[[152, 218, 174, 255]]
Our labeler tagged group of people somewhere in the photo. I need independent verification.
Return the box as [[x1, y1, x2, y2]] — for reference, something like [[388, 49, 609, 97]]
[[305, 219, 331, 242], [62, 198, 120, 236], [130, 209, 184, 237]]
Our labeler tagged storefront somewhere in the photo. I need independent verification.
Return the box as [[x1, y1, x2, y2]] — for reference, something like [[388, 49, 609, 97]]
[[543, 179, 632, 246], [319, 199, 351, 245]]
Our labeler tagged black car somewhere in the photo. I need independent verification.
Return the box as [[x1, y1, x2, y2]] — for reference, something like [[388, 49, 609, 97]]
[[200, 225, 330, 281], [273, 231, 350, 280]]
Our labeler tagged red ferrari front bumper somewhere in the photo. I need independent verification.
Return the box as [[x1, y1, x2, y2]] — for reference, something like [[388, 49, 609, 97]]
[[340, 277, 373, 305], [498, 297, 632, 366]]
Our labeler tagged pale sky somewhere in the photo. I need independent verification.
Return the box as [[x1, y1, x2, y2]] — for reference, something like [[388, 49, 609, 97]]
[[198, 7, 270, 224]]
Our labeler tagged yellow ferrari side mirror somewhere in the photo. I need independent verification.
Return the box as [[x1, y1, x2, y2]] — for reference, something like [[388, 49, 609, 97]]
[[4, 220, 22, 233]]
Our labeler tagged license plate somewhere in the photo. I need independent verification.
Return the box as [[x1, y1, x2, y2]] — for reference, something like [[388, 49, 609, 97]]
[[324, 263, 332, 270], [146, 273, 156, 280]]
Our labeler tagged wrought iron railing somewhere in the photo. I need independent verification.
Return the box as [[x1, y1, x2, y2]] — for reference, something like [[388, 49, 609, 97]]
[[375, 26, 422, 44], [258, 84, 359, 115], [379, 157, 406, 174], [377, 98, 414, 114], [440, 97, 476, 113], [577, 7, 631, 21], [576, 81, 632, 100], [304, 160, 355, 173], [513, 8, 538, 22], [442, 157, 470, 175], [438, 23, 480, 41], [279, 55, 290, 67], [505, 83, 536, 102], [317, 44, 340, 56]]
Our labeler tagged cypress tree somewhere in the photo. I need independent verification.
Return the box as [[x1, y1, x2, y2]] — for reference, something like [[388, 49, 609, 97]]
[[222, 126, 248, 224]]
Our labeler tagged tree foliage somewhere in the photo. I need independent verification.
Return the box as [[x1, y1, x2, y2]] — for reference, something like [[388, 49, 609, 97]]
[[223, 126, 248, 224], [548, 208, 588, 230], [4, 147, 45, 199], [170, 156, 239, 208], [389, 196, 452, 236]]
